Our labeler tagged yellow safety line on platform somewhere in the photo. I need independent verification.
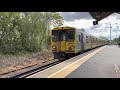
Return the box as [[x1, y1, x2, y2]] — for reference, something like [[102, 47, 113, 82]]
[[47, 46, 106, 78]]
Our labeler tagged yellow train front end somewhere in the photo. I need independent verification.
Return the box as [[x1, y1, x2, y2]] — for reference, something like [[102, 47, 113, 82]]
[[51, 27, 75, 59]]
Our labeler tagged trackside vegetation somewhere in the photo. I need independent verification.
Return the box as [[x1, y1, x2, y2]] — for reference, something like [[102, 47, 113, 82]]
[[0, 12, 63, 54]]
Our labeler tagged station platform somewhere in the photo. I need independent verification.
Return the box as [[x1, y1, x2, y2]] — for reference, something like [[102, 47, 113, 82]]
[[27, 45, 120, 78]]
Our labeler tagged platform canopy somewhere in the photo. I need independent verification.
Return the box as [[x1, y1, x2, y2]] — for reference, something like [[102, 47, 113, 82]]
[[88, 12, 120, 25]]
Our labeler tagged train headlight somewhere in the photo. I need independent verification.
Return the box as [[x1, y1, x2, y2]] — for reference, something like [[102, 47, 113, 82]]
[[52, 45, 56, 49], [71, 46, 74, 49], [69, 46, 74, 50]]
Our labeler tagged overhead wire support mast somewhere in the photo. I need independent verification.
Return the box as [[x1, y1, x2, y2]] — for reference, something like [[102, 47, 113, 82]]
[[110, 23, 112, 45]]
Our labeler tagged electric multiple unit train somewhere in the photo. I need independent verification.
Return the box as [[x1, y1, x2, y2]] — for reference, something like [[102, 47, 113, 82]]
[[51, 26, 108, 59]]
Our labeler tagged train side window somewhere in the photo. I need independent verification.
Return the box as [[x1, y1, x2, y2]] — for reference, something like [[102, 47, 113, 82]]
[[93, 38, 94, 43], [79, 35, 81, 42], [86, 36, 89, 43], [96, 38, 97, 43]]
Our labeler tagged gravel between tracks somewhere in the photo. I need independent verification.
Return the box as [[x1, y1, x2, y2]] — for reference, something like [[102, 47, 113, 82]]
[[0, 51, 54, 78]]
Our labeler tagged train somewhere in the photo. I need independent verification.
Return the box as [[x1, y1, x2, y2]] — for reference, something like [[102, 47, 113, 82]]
[[51, 26, 108, 59]]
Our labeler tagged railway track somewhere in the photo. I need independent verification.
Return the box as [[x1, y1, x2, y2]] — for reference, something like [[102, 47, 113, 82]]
[[0, 46, 103, 78], [0, 59, 64, 78], [13, 59, 63, 78]]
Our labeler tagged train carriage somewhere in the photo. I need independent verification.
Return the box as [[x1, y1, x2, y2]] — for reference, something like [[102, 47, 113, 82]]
[[51, 26, 108, 59]]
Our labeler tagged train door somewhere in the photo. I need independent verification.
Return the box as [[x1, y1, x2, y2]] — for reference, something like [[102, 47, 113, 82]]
[[81, 33, 84, 51], [52, 30, 60, 51], [90, 36, 92, 48], [60, 30, 66, 51]]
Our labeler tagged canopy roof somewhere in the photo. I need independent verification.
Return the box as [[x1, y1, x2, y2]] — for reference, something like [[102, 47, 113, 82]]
[[89, 12, 114, 21]]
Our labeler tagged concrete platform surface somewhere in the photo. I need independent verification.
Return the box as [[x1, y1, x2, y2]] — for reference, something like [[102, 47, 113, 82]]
[[66, 45, 120, 78]]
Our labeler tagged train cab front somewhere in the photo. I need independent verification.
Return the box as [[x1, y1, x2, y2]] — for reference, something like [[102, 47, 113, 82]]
[[51, 27, 75, 59]]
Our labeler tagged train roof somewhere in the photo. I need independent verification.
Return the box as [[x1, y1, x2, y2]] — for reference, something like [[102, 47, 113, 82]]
[[52, 26, 94, 36], [75, 28, 98, 38], [52, 26, 107, 41], [52, 26, 75, 30]]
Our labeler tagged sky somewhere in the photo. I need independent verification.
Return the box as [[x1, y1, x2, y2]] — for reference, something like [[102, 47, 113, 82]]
[[60, 12, 120, 40]]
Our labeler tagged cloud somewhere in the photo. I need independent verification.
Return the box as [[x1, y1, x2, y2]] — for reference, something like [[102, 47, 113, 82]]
[[61, 12, 120, 40], [88, 24, 103, 30], [108, 12, 120, 20], [61, 12, 92, 21], [63, 19, 94, 29]]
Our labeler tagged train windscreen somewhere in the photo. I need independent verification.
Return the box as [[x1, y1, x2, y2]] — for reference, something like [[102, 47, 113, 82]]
[[52, 30, 67, 42], [52, 30, 74, 42], [52, 30, 60, 42]]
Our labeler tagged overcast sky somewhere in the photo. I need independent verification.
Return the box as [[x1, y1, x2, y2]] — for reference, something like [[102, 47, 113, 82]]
[[60, 12, 120, 40]]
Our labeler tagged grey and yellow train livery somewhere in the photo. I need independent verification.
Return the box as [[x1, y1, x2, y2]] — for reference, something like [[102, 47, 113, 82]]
[[51, 26, 108, 59]]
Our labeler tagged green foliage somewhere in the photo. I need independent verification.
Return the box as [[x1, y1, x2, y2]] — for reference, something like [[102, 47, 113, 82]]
[[118, 36, 120, 42], [0, 12, 63, 54], [99, 36, 108, 40], [80, 28, 85, 32], [113, 36, 120, 44], [112, 38, 118, 45]]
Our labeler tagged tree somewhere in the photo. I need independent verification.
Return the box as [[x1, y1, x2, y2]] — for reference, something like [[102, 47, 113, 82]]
[[118, 36, 120, 42], [113, 38, 118, 45], [80, 28, 85, 32], [0, 12, 64, 54], [99, 36, 108, 40]]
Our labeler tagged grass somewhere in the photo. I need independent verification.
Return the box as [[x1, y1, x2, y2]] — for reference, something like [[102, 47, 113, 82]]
[[1, 48, 52, 62], [0, 48, 54, 74]]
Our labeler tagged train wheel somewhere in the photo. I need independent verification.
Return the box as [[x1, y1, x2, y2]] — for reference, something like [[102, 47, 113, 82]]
[[65, 55, 70, 59], [54, 53, 60, 59]]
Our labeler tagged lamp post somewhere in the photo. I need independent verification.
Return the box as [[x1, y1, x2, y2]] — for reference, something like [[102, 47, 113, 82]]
[[105, 22, 112, 45], [110, 23, 112, 45]]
